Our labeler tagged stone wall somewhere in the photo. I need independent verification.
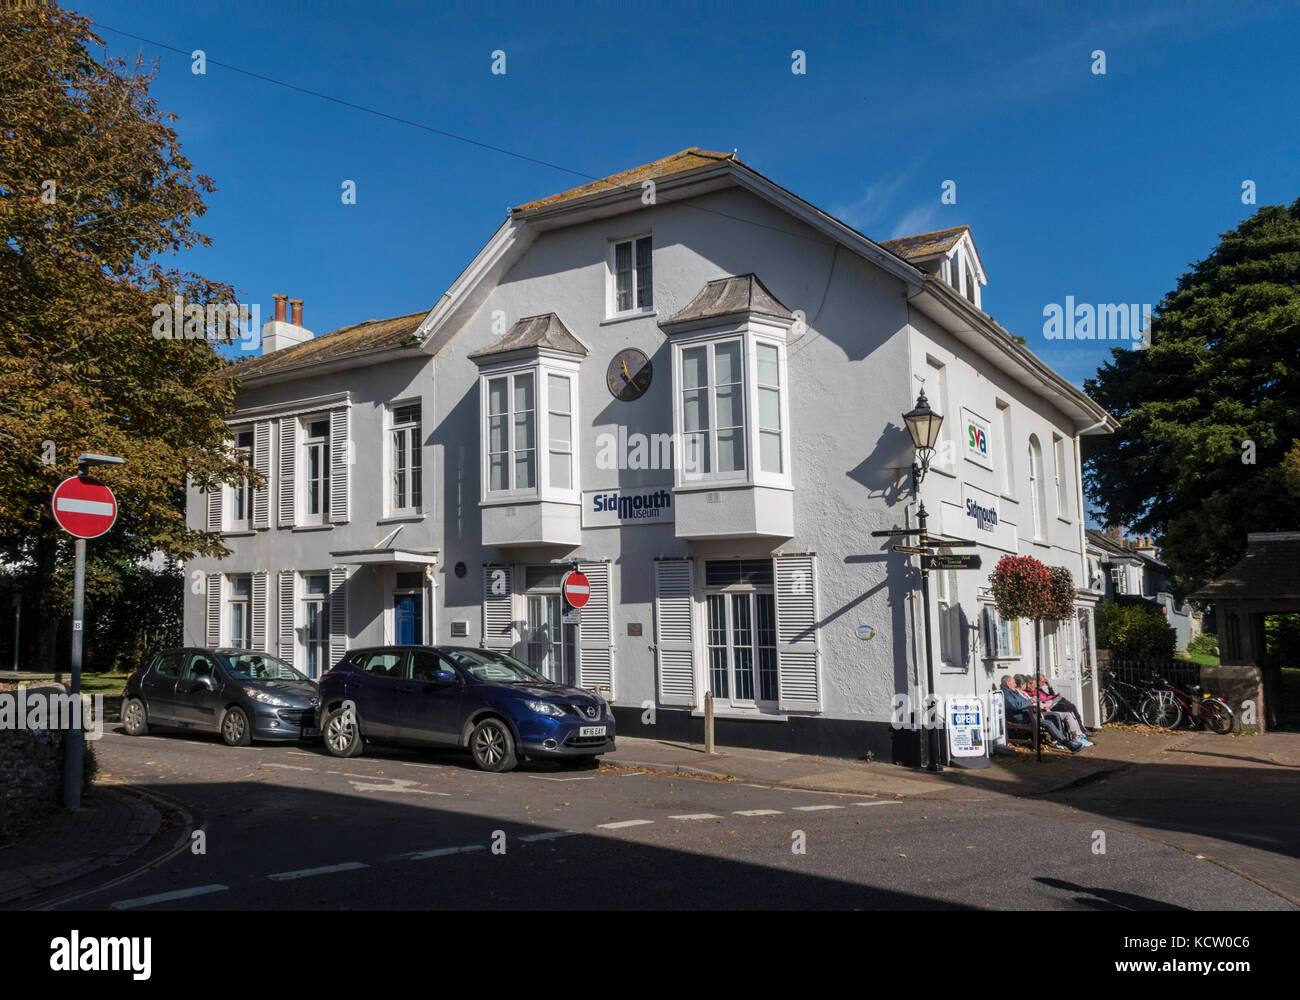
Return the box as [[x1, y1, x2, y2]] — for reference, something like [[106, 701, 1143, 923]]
[[0, 684, 95, 830]]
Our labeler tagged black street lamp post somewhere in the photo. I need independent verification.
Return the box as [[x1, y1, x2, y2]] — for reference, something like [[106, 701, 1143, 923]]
[[903, 392, 945, 773]]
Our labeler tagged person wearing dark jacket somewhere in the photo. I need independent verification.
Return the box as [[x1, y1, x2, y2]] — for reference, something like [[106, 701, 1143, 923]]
[[1000, 675, 1083, 752]]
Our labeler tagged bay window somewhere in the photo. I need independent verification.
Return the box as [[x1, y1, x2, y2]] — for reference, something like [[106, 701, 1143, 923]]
[[674, 335, 789, 487], [479, 361, 580, 502]]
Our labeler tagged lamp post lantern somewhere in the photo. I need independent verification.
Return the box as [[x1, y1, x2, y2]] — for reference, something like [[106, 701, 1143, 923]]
[[903, 392, 945, 772]]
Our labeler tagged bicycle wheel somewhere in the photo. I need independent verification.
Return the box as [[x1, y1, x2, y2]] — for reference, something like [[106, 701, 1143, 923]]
[[1141, 689, 1183, 729], [1099, 689, 1119, 725], [1200, 698, 1234, 735]]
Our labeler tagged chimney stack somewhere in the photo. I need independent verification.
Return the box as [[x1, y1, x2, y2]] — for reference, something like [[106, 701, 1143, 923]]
[[1105, 523, 1123, 543], [261, 293, 314, 355]]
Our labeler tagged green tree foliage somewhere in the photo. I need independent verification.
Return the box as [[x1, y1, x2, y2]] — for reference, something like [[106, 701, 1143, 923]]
[[0, 8, 250, 667], [1083, 200, 1300, 595], [1095, 603, 1177, 661]]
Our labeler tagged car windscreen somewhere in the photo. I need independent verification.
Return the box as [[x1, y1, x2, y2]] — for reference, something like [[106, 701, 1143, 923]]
[[220, 652, 309, 682], [442, 649, 548, 684]]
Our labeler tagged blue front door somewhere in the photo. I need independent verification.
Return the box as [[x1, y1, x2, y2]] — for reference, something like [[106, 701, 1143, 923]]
[[395, 593, 423, 645]]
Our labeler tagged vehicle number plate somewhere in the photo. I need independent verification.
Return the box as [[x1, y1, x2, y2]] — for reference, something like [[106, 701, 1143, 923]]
[[579, 726, 606, 738]]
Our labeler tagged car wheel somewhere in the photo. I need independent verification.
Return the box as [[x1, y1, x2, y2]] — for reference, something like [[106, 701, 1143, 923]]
[[323, 705, 364, 758], [469, 718, 517, 773], [221, 706, 253, 747], [122, 697, 149, 736]]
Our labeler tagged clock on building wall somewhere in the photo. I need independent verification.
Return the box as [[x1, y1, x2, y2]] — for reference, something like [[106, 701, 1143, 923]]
[[606, 348, 653, 401]]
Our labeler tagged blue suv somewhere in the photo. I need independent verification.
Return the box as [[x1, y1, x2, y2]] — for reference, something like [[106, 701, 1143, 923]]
[[315, 645, 615, 772]]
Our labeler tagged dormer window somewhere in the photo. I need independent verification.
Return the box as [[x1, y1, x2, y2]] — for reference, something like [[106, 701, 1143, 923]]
[[608, 235, 653, 317]]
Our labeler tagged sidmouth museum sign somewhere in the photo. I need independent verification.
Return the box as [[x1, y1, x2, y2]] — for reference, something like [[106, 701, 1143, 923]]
[[583, 486, 675, 528]]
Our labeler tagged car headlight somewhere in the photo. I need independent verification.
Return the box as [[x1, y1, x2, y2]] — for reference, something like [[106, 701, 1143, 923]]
[[521, 699, 566, 718], [245, 688, 290, 707]]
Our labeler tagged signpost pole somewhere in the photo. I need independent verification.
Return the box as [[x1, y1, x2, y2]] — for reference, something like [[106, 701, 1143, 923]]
[[63, 536, 86, 810], [917, 502, 943, 773]]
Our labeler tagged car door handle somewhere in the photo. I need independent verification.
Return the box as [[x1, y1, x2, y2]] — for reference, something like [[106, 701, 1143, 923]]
[[397, 685, 416, 694]]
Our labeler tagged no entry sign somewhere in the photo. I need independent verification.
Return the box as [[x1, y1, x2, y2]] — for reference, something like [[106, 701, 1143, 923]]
[[52, 476, 118, 539], [562, 570, 591, 609]]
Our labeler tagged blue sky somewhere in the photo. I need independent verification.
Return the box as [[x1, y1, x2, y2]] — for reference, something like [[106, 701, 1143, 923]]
[[75, 0, 1300, 387]]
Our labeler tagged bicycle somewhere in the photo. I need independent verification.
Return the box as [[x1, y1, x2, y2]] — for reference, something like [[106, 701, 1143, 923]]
[[1139, 675, 1234, 734], [1099, 675, 1157, 725]]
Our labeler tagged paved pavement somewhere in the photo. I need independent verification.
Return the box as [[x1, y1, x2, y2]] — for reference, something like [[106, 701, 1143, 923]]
[[2, 721, 1293, 911]]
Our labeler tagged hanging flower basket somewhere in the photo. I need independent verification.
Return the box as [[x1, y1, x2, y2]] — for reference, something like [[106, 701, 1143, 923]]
[[1046, 566, 1076, 621], [988, 554, 1052, 620]]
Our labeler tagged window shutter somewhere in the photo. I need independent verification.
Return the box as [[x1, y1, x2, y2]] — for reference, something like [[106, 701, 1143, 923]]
[[278, 418, 296, 527], [577, 561, 614, 700], [205, 486, 222, 533], [330, 406, 350, 523], [329, 567, 348, 668], [251, 572, 268, 651], [205, 574, 221, 647], [482, 565, 514, 650], [278, 571, 296, 666], [775, 553, 821, 712], [252, 421, 271, 529], [654, 559, 696, 707]]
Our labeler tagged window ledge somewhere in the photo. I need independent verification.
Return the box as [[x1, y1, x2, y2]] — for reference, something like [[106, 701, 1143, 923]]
[[1032, 539, 1052, 549], [378, 514, 426, 524], [674, 481, 794, 495], [292, 524, 334, 532], [600, 310, 657, 327], [222, 529, 256, 537], [688, 708, 788, 722], [999, 493, 1018, 504]]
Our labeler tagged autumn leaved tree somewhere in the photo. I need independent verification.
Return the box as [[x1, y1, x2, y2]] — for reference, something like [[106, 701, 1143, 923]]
[[0, 7, 251, 668]]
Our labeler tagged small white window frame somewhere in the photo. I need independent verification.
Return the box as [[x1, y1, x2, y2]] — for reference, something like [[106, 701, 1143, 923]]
[[386, 399, 424, 517], [227, 427, 255, 532], [299, 413, 331, 525], [606, 233, 654, 319]]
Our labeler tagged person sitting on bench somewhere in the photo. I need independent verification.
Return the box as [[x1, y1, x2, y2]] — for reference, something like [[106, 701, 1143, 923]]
[[1036, 673, 1092, 738], [1021, 674, 1092, 746], [1001, 675, 1084, 752]]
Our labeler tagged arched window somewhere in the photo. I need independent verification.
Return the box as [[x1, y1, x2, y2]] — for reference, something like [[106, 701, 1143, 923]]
[[1028, 436, 1046, 539]]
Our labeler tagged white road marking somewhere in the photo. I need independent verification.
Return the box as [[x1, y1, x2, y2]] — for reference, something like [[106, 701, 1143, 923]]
[[111, 884, 229, 909], [668, 813, 722, 821], [268, 862, 368, 881], [598, 819, 655, 830], [287, 751, 316, 757], [529, 775, 595, 782], [345, 776, 450, 796], [853, 800, 903, 807], [733, 809, 783, 816], [261, 763, 312, 771], [404, 845, 487, 860], [792, 805, 844, 812], [398, 761, 444, 769], [519, 831, 577, 843]]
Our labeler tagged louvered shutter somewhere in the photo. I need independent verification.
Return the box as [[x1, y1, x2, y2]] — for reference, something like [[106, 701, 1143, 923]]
[[278, 571, 296, 666], [278, 418, 296, 527], [775, 553, 821, 712], [329, 407, 350, 523], [577, 561, 614, 700], [329, 567, 348, 667], [654, 559, 696, 707], [252, 421, 271, 529], [251, 572, 268, 651], [205, 487, 222, 533], [205, 574, 222, 647], [482, 565, 514, 650]]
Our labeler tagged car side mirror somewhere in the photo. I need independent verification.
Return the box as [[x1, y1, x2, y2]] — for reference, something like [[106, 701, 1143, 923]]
[[432, 670, 457, 685], [195, 674, 215, 690]]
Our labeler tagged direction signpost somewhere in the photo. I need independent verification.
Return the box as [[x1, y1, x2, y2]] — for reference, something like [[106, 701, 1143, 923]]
[[51, 455, 123, 810], [923, 553, 982, 571]]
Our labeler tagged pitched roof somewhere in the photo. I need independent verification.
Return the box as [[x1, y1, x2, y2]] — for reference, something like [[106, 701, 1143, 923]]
[[512, 148, 736, 213], [467, 313, 587, 362], [878, 226, 970, 262], [659, 274, 794, 330], [230, 310, 429, 380], [1192, 533, 1300, 601]]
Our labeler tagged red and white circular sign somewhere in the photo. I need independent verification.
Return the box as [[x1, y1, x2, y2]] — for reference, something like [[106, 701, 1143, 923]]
[[51, 476, 118, 539], [562, 570, 591, 609]]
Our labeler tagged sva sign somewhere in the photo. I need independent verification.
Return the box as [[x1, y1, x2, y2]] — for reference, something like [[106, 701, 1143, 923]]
[[961, 408, 993, 470]]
